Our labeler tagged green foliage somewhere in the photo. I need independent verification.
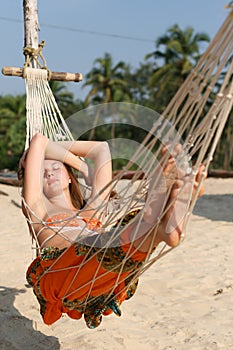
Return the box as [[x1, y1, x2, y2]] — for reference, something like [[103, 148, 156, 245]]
[[0, 94, 26, 170], [83, 52, 132, 106], [145, 24, 210, 111], [0, 115, 26, 170]]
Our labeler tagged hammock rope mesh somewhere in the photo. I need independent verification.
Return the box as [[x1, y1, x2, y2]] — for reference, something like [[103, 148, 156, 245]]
[[23, 9, 233, 324]]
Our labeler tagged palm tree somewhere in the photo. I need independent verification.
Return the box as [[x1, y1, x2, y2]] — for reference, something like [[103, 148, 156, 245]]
[[83, 52, 131, 106], [83, 53, 131, 140], [145, 24, 210, 111]]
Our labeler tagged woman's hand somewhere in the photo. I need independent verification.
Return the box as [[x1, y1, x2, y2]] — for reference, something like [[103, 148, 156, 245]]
[[192, 163, 207, 200]]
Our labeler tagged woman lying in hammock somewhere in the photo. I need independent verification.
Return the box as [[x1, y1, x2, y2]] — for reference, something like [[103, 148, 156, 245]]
[[18, 133, 205, 329]]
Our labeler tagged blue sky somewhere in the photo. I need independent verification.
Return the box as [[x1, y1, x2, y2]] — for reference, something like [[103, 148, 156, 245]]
[[0, 0, 229, 98]]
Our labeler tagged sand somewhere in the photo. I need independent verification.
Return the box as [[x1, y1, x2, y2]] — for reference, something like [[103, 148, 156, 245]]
[[0, 178, 232, 350]]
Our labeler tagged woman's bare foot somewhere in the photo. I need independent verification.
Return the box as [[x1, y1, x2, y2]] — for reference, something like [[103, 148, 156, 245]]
[[156, 156, 206, 248]]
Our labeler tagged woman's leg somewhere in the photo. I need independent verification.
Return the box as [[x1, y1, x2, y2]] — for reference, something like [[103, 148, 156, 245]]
[[130, 146, 206, 252]]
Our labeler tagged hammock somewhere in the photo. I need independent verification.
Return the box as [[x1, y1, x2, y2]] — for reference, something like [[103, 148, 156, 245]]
[[22, 8, 233, 328]]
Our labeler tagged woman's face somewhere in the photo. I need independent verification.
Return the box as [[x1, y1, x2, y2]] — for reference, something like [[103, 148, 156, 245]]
[[43, 160, 70, 198]]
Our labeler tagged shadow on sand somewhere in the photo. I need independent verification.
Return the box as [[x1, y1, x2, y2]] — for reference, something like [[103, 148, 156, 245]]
[[193, 194, 233, 222], [0, 286, 60, 350]]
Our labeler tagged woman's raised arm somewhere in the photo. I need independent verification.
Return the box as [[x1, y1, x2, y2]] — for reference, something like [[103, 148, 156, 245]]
[[44, 138, 113, 203], [22, 133, 49, 217], [45, 139, 112, 204], [22, 134, 112, 216]]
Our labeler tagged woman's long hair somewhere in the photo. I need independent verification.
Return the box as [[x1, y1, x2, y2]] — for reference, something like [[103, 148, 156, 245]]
[[65, 165, 85, 209]]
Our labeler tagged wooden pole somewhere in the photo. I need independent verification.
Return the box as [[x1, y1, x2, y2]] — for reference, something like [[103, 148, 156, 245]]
[[23, 0, 39, 67], [2, 66, 83, 82], [1, 0, 83, 82]]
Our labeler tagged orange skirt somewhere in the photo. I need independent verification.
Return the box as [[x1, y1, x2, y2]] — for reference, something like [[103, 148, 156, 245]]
[[27, 220, 147, 329]]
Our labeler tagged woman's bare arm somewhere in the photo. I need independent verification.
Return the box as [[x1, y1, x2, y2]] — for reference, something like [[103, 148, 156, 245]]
[[23, 134, 112, 215], [45, 139, 112, 201], [23, 133, 49, 217]]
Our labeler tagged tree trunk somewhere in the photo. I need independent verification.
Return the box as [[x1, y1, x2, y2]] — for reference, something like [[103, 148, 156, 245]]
[[23, 0, 39, 66]]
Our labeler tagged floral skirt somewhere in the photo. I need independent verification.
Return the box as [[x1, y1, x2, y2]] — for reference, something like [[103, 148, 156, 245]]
[[27, 211, 147, 329]]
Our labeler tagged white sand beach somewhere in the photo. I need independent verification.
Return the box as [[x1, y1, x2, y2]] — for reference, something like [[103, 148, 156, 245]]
[[0, 178, 233, 350]]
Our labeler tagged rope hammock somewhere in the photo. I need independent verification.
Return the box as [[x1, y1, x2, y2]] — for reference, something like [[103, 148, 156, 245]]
[[19, 7, 233, 328]]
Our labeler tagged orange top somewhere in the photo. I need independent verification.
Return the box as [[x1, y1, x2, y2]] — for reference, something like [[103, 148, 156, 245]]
[[46, 213, 102, 231]]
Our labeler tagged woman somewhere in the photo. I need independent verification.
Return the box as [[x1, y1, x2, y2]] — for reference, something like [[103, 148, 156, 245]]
[[19, 133, 205, 328]]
